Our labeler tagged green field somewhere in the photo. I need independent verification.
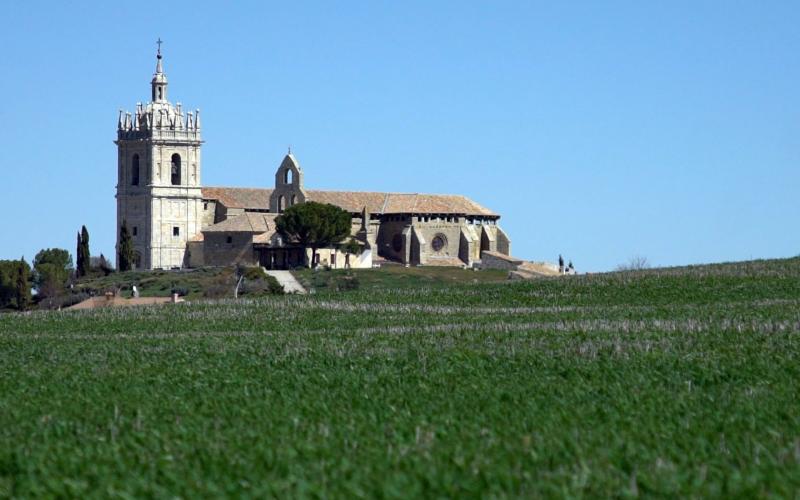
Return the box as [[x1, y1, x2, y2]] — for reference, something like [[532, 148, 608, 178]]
[[1, 258, 799, 497]]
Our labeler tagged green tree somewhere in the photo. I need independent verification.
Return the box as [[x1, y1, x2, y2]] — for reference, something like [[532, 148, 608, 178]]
[[341, 238, 362, 269], [33, 248, 73, 299], [15, 258, 31, 310], [0, 260, 18, 308], [275, 202, 352, 267], [76, 226, 90, 277], [118, 220, 135, 271], [97, 253, 114, 275], [76, 231, 85, 277]]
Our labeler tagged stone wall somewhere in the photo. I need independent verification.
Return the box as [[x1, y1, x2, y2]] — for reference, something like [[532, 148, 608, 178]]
[[147, 189, 203, 269], [203, 233, 257, 267], [480, 251, 524, 271], [376, 217, 412, 263], [480, 225, 497, 254], [200, 200, 217, 228], [186, 241, 204, 268], [305, 247, 372, 269], [459, 226, 480, 265], [375, 216, 509, 267], [116, 126, 203, 270], [411, 218, 467, 265], [496, 226, 511, 256]]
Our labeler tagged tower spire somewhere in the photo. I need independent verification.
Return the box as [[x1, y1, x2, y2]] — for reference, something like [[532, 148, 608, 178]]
[[151, 38, 168, 102], [155, 37, 164, 74]]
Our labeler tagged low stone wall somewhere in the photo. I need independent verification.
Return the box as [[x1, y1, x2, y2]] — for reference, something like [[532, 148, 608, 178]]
[[481, 251, 561, 278], [480, 251, 524, 271]]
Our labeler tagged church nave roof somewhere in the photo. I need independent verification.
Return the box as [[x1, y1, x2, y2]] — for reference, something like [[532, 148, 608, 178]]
[[201, 187, 498, 217]]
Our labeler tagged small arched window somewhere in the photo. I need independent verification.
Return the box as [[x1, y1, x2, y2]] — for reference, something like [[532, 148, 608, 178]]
[[278, 195, 285, 213], [291, 194, 297, 206], [131, 154, 140, 186], [171, 154, 181, 185], [284, 168, 293, 184]]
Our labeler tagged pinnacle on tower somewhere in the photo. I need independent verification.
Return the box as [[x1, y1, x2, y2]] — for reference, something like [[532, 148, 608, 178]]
[[151, 38, 168, 102], [155, 37, 164, 74]]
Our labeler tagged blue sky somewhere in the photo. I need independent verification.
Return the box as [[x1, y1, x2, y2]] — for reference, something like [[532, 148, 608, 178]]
[[0, 1, 797, 272]]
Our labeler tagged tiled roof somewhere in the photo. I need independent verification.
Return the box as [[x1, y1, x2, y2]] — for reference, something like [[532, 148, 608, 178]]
[[304, 190, 387, 214], [202, 187, 497, 216], [202, 213, 278, 234], [380, 193, 495, 216], [202, 187, 272, 210]]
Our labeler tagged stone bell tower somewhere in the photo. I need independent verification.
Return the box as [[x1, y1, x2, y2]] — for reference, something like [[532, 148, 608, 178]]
[[269, 152, 308, 213], [115, 41, 204, 270]]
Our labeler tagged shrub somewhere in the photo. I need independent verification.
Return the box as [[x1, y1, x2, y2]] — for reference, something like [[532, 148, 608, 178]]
[[58, 292, 91, 309], [337, 273, 360, 291], [265, 274, 284, 295], [241, 266, 265, 281], [203, 284, 230, 299], [240, 276, 284, 296], [615, 255, 650, 272]]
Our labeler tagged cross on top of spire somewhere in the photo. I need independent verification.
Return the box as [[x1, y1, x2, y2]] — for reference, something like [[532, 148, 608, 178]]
[[156, 38, 163, 58]]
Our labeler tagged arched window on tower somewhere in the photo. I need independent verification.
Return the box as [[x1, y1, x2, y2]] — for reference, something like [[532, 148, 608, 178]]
[[131, 154, 140, 186], [278, 195, 285, 213], [284, 168, 293, 184], [291, 194, 297, 206], [171, 154, 181, 185]]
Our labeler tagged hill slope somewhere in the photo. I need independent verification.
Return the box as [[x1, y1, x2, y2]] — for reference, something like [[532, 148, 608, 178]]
[[0, 257, 799, 496]]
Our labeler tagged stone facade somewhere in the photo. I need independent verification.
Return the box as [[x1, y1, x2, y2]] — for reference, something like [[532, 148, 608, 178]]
[[116, 46, 512, 270], [116, 46, 203, 270]]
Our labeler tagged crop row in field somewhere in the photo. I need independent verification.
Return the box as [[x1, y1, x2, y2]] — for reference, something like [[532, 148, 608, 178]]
[[0, 257, 799, 497]]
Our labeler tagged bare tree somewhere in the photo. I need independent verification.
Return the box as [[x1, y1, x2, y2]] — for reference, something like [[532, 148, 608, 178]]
[[615, 255, 650, 271]]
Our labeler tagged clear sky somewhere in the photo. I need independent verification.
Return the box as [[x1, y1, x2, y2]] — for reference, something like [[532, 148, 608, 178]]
[[0, 1, 797, 272]]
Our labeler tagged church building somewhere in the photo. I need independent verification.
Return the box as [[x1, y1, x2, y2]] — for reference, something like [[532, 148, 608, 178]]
[[116, 46, 511, 270]]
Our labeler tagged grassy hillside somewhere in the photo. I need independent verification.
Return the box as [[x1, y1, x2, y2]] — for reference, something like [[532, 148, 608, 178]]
[[293, 265, 509, 293], [73, 267, 231, 299], [73, 265, 509, 299], [0, 257, 799, 496], [72, 267, 281, 301]]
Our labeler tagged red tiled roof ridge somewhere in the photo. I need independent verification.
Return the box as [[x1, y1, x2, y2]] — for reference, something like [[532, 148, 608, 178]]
[[201, 186, 497, 216], [204, 185, 483, 198]]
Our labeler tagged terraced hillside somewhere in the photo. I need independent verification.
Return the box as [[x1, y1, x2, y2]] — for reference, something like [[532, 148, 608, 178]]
[[1, 258, 799, 496]]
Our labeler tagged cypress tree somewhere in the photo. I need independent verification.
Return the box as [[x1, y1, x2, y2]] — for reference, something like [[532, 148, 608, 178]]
[[119, 220, 135, 272], [98, 253, 113, 275], [15, 257, 30, 310], [76, 231, 85, 277], [76, 226, 91, 277], [81, 225, 90, 274]]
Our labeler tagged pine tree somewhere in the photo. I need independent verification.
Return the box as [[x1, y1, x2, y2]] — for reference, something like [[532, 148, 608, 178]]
[[81, 225, 90, 274], [275, 202, 352, 268], [15, 257, 31, 310], [119, 221, 135, 271]]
